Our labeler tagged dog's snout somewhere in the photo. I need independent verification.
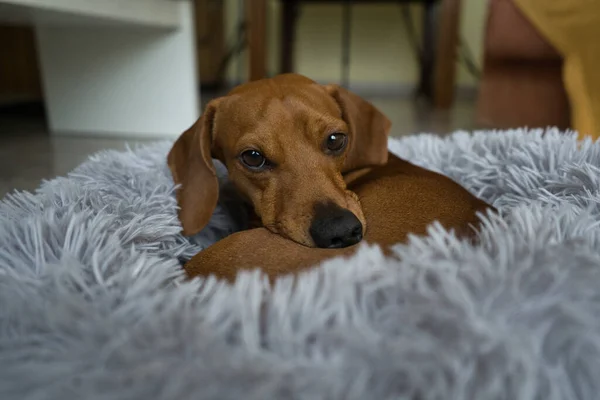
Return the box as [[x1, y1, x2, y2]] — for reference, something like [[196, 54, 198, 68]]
[[309, 204, 363, 248]]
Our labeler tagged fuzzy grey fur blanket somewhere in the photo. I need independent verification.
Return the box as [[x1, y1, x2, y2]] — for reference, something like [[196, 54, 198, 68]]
[[1, 128, 600, 400]]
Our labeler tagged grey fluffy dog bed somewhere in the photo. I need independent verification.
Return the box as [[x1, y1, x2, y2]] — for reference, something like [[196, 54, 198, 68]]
[[1, 129, 600, 399]]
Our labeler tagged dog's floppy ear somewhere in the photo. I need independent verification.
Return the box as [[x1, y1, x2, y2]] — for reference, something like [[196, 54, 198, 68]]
[[168, 100, 221, 236], [324, 84, 391, 172]]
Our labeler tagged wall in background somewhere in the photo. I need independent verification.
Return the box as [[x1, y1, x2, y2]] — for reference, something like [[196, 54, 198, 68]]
[[224, 0, 487, 91]]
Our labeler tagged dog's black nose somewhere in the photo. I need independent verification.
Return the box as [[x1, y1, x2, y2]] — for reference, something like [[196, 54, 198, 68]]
[[309, 204, 363, 248]]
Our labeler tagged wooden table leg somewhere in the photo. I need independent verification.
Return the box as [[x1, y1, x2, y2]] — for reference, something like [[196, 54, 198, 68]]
[[247, 0, 268, 81], [433, 0, 462, 109], [280, 0, 299, 73], [417, 0, 436, 101]]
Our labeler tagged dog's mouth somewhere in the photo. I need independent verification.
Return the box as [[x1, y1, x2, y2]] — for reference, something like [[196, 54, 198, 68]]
[[247, 195, 366, 249]]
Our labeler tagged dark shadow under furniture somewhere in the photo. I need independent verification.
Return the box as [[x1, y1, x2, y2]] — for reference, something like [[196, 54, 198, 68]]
[[280, 0, 438, 103], [247, 0, 462, 109]]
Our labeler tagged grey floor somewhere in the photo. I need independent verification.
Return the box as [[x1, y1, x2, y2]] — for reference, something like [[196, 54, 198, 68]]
[[0, 97, 476, 198]]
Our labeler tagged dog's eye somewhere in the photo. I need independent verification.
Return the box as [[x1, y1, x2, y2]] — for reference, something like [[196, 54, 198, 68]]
[[240, 150, 267, 170], [325, 133, 347, 153]]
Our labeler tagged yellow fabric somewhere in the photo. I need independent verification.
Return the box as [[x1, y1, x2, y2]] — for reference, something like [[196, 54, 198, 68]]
[[513, 0, 600, 139]]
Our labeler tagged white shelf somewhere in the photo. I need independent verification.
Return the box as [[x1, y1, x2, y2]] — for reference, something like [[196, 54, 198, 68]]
[[0, 0, 200, 137], [0, 0, 181, 29]]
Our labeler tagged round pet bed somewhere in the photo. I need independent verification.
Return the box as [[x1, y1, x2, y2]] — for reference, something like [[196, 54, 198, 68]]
[[1, 129, 599, 399]]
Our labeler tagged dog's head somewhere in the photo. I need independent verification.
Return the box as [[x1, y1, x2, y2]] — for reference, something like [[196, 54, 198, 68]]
[[168, 73, 391, 248]]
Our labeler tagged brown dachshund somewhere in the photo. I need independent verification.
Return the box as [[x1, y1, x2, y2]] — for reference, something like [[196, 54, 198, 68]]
[[168, 74, 494, 282]]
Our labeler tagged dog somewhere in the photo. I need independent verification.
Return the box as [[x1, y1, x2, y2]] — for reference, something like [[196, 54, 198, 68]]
[[168, 74, 494, 282]]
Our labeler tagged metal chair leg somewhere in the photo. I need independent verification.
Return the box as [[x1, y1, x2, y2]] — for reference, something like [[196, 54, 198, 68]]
[[341, 0, 352, 88]]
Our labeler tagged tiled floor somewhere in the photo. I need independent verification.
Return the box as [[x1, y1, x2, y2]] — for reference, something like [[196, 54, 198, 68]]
[[0, 97, 476, 198]]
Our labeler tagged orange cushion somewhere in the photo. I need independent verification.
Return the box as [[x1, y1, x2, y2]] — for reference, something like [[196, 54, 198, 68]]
[[513, 0, 600, 140]]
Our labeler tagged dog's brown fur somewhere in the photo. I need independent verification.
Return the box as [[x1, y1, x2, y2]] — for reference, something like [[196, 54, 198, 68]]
[[168, 74, 494, 282]]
